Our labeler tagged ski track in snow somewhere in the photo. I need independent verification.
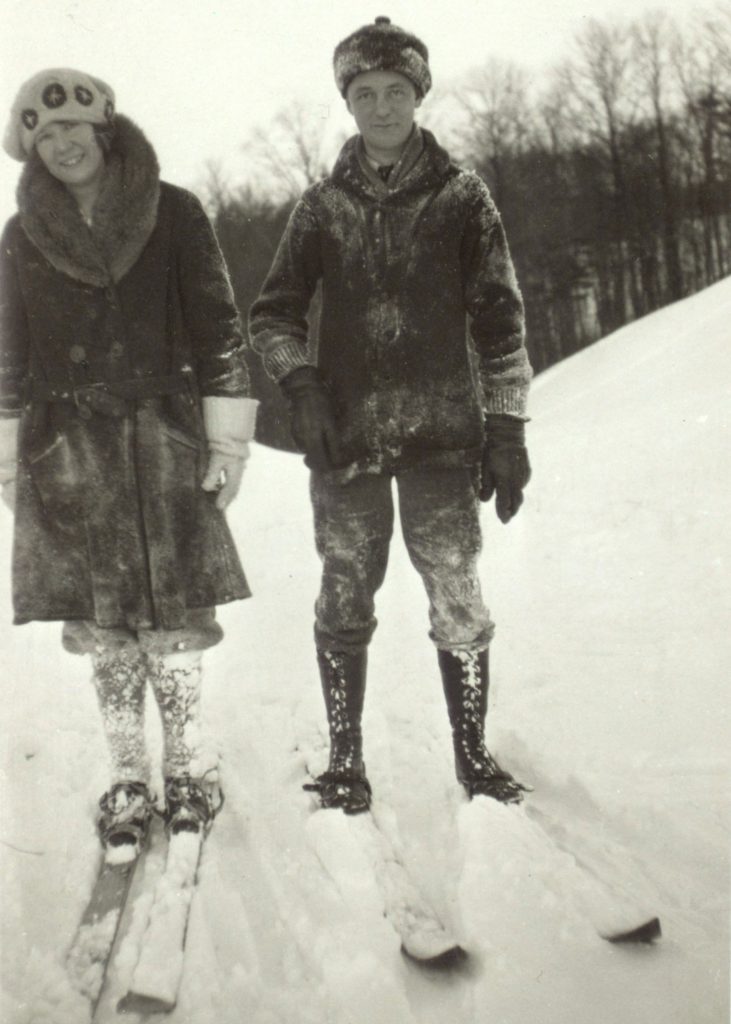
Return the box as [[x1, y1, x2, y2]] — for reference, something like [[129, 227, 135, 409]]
[[1, 278, 730, 1023]]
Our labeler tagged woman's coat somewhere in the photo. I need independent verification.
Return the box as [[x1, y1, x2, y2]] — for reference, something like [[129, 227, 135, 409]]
[[0, 116, 251, 627]]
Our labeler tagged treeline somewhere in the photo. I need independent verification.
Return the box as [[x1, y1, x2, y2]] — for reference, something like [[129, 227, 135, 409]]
[[444, 10, 731, 370], [205, 9, 730, 443]]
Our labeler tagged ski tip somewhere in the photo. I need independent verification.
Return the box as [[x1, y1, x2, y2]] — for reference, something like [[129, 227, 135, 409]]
[[604, 916, 662, 945], [401, 943, 470, 971], [117, 991, 177, 1015]]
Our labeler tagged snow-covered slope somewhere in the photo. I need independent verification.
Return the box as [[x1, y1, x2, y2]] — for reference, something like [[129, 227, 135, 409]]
[[1, 278, 729, 1023]]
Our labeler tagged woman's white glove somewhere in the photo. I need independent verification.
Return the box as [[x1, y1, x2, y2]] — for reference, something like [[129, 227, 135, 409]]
[[201, 397, 259, 510], [0, 418, 19, 513], [1, 480, 15, 512], [202, 451, 245, 510]]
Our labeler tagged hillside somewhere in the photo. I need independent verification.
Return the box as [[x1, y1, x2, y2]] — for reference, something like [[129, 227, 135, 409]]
[[1, 277, 729, 1023]]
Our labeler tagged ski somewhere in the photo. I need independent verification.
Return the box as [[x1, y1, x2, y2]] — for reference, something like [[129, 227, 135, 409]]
[[604, 917, 662, 944], [116, 827, 204, 1014], [65, 844, 144, 1016], [304, 781, 467, 968], [462, 797, 661, 945], [117, 775, 221, 1015], [365, 810, 467, 966], [522, 799, 662, 943]]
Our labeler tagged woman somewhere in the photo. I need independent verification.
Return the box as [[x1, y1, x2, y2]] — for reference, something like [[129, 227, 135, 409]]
[[0, 69, 257, 851]]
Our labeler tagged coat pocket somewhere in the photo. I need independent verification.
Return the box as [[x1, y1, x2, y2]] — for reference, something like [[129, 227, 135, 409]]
[[27, 431, 81, 521], [158, 419, 208, 491], [162, 421, 204, 452]]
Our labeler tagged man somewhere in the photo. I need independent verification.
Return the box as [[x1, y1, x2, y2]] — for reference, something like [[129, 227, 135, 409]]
[[249, 17, 532, 814]]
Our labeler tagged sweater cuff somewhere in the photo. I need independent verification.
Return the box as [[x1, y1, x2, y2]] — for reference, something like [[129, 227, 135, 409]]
[[483, 386, 530, 420], [203, 397, 259, 458], [262, 339, 313, 382]]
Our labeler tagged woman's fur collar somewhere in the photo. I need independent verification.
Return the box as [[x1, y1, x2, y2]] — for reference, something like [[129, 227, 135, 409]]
[[16, 114, 160, 286]]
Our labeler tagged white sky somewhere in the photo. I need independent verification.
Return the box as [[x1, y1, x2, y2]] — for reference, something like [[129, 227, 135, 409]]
[[0, 0, 714, 222]]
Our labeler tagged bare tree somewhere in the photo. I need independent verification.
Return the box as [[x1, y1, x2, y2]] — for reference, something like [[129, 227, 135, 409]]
[[703, 3, 731, 78], [673, 12, 731, 280], [558, 19, 642, 323], [244, 101, 341, 203], [451, 58, 533, 205], [200, 10, 729, 397], [632, 11, 685, 300]]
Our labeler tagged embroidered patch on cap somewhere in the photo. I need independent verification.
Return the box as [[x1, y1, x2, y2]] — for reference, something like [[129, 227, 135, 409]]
[[21, 109, 38, 129], [75, 85, 93, 106], [42, 83, 67, 108]]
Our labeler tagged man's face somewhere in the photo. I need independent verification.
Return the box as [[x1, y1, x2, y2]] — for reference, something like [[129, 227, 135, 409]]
[[346, 70, 421, 157]]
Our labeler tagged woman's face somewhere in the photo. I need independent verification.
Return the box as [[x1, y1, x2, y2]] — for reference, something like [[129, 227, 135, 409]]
[[34, 120, 105, 191]]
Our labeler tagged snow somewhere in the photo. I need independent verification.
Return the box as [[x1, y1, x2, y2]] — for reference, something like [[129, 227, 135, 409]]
[[103, 844, 137, 867], [306, 806, 459, 960], [65, 911, 119, 1001], [1, 276, 729, 1023], [122, 830, 202, 1010]]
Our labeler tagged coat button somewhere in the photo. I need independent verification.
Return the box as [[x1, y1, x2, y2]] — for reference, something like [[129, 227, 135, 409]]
[[78, 403, 92, 420], [109, 341, 124, 358], [69, 344, 87, 364]]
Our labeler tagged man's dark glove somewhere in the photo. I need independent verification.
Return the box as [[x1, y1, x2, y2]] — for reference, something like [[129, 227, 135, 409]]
[[480, 414, 531, 523], [280, 366, 343, 471]]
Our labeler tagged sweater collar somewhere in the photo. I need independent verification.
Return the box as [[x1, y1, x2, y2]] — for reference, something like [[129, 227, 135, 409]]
[[332, 127, 453, 199], [16, 114, 160, 287], [356, 126, 426, 194]]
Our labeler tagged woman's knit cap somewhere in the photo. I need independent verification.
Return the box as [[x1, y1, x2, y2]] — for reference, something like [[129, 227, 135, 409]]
[[3, 68, 115, 161], [333, 16, 432, 99]]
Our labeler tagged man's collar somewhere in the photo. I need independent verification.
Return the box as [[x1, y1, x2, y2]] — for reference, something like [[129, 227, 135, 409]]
[[356, 126, 425, 192]]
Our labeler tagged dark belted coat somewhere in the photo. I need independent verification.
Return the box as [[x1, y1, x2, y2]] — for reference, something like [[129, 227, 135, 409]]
[[0, 115, 251, 628]]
